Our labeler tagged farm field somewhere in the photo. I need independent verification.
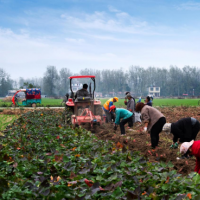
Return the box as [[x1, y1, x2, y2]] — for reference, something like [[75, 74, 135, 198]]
[[0, 98, 63, 107], [100, 98, 200, 107], [1, 98, 200, 107], [1, 107, 200, 199]]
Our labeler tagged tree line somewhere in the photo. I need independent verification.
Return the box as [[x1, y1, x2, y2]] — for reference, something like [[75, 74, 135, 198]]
[[0, 65, 200, 97]]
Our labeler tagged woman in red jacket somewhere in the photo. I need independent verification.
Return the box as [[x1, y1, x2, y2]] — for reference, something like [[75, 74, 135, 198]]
[[180, 140, 200, 174]]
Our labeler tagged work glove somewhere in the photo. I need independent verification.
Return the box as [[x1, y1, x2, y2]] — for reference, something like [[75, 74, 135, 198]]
[[143, 127, 147, 132], [114, 124, 117, 131], [170, 142, 178, 149], [124, 101, 127, 105]]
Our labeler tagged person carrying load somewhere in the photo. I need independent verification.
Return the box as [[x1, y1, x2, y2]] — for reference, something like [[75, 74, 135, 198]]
[[110, 105, 133, 136], [103, 97, 118, 123]]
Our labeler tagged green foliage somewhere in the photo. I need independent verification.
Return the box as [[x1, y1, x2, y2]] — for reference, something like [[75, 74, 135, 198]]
[[0, 115, 18, 131], [0, 110, 199, 199], [0, 98, 63, 107], [43, 66, 59, 97], [1, 98, 200, 108], [20, 82, 40, 89], [0, 68, 13, 97], [101, 98, 200, 107]]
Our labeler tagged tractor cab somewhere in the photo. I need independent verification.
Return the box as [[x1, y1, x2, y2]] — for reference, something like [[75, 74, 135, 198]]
[[12, 88, 41, 107], [65, 75, 104, 127]]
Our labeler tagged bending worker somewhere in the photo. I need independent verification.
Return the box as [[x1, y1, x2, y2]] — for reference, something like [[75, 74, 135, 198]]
[[110, 105, 133, 136], [103, 97, 118, 123], [162, 117, 200, 149], [180, 140, 200, 173], [124, 93, 135, 127], [135, 102, 166, 149]]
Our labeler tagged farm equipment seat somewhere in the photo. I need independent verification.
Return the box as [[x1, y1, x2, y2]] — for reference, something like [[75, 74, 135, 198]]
[[75, 97, 91, 102]]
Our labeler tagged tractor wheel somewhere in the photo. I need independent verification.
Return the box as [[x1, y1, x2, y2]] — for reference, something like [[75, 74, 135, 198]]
[[94, 105, 103, 116], [32, 103, 36, 108]]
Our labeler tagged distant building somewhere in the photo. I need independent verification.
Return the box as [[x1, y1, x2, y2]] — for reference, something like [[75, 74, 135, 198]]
[[148, 87, 160, 97], [71, 83, 82, 92]]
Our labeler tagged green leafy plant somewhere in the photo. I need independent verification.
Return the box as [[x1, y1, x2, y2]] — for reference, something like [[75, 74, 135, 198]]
[[0, 110, 198, 199]]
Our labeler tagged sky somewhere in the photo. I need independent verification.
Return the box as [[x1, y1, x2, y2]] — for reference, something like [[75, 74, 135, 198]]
[[0, 0, 200, 79]]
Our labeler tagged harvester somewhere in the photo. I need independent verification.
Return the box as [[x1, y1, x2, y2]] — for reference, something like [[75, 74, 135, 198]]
[[64, 75, 105, 127]]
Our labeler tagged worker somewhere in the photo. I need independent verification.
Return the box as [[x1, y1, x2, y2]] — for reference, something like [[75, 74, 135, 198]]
[[162, 117, 200, 149], [180, 140, 200, 172], [145, 96, 152, 106], [135, 102, 166, 149], [110, 105, 133, 136], [75, 84, 89, 98], [103, 97, 119, 123], [137, 97, 142, 103], [124, 93, 135, 127], [124, 91, 131, 105]]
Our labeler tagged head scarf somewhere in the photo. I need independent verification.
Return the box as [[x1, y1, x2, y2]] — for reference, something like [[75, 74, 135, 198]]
[[162, 123, 171, 134], [180, 140, 194, 154]]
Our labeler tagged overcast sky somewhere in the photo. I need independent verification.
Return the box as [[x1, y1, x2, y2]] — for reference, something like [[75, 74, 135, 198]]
[[0, 0, 200, 79]]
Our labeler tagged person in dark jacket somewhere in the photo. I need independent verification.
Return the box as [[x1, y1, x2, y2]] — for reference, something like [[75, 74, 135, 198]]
[[75, 84, 89, 98], [145, 96, 152, 106], [163, 117, 200, 149], [180, 140, 200, 173], [125, 94, 135, 127]]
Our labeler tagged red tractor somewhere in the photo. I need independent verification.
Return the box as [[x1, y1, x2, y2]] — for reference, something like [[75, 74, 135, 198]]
[[64, 75, 105, 127]]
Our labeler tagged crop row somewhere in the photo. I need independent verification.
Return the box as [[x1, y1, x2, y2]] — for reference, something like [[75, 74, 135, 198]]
[[0, 110, 199, 199]]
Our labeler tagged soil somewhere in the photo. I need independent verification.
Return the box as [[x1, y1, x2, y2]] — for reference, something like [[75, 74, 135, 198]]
[[83, 107, 200, 176], [0, 108, 64, 115]]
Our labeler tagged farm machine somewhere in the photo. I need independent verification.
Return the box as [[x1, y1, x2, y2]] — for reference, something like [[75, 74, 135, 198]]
[[64, 75, 105, 127]]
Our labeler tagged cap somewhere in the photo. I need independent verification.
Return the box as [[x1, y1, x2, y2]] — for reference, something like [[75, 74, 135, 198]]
[[109, 105, 116, 112], [113, 97, 119, 102]]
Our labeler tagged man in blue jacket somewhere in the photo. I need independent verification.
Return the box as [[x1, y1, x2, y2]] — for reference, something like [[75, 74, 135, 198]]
[[110, 105, 133, 136]]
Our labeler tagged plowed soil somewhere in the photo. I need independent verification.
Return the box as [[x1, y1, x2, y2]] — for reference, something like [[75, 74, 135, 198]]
[[83, 106, 200, 175], [0, 108, 64, 115]]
